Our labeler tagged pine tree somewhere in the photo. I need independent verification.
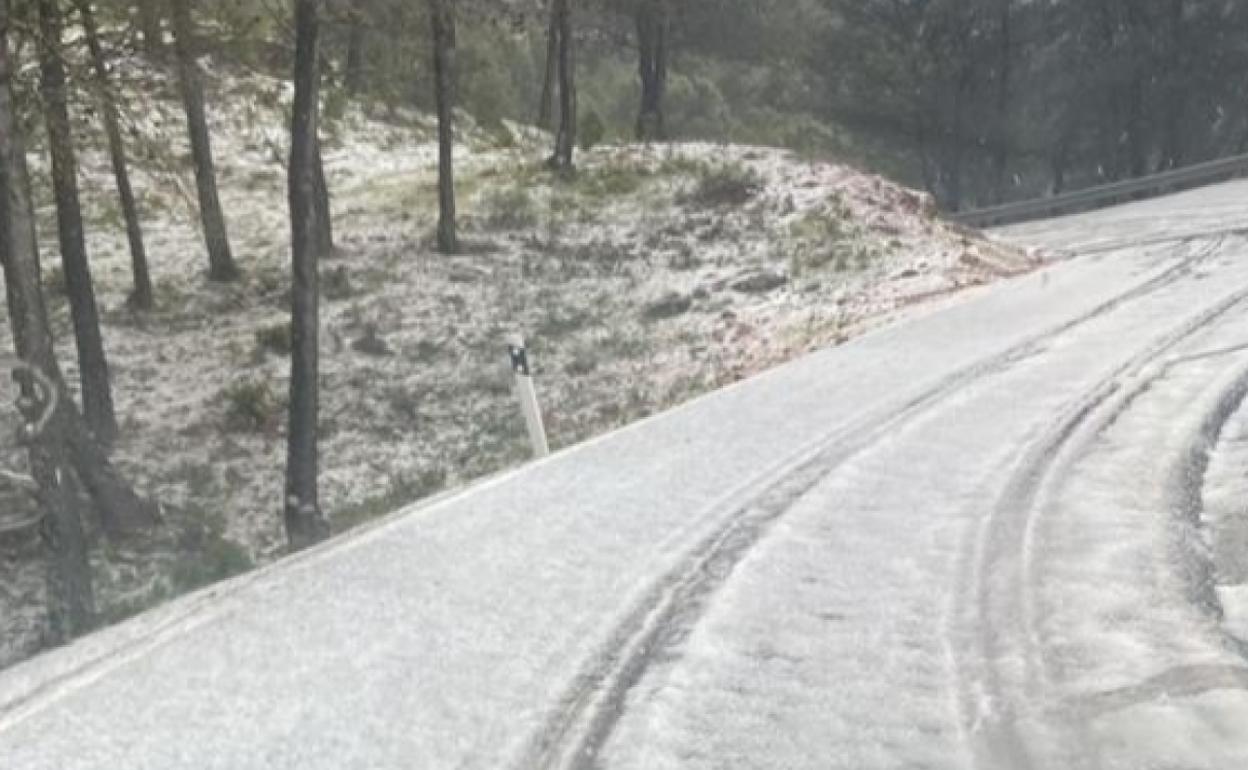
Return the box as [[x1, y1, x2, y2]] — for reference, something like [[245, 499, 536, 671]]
[[76, 0, 155, 310], [285, 0, 329, 549], [37, 0, 118, 442], [170, 0, 239, 281], [431, 0, 458, 253]]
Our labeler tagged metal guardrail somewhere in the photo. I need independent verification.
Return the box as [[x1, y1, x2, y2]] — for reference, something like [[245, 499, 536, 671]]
[[951, 152, 1248, 228]]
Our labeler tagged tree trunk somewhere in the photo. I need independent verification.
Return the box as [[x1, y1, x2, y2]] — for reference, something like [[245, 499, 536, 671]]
[[941, 68, 970, 212], [137, 0, 164, 58], [16, 366, 95, 641], [312, 133, 333, 258], [1125, 74, 1148, 179], [38, 0, 118, 444], [990, 0, 1012, 203], [343, 4, 364, 95], [431, 0, 457, 254], [549, 0, 576, 170], [3, 2, 93, 639], [170, 0, 238, 281], [915, 118, 935, 196], [1158, 0, 1186, 172], [634, 0, 668, 142], [536, 5, 557, 130], [285, 0, 328, 550], [4, 1, 151, 542], [1048, 130, 1067, 194], [78, 0, 154, 310]]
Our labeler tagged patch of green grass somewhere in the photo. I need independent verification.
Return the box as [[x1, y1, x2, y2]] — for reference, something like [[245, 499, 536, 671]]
[[332, 467, 448, 533], [151, 277, 192, 311], [244, 168, 282, 190], [169, 525, 254, 593], [534, 302, 599, 340], [564, 349, 600, 376], [323, 265, 354, 301], [254, 323, 292, 357], [596, 326, 653, 361], [579, 109, 606, 151], [89, 199, 125, 231], [486, 121, 518, 149], [475, 185, 539, 231], [788, 194, 884, 276], [96, 502, 256, 621], [573, 163, 647, 198], [220, 378, 282, 433], [654, 154, 709, 178], [250, 266, 288, 300], [681, 161, 764, 208], [168, 460, 217, 498]]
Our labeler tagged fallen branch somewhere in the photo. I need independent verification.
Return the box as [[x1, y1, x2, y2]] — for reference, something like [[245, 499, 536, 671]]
[[0, 511, 44, 536], [0, 468, 37, 493]]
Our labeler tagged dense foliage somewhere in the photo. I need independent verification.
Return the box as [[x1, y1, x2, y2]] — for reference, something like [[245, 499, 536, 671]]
[[9, 0, 1246, 210]]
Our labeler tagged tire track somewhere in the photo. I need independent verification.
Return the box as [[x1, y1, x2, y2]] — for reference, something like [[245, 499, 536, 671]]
[[1055, 345, 1248, 745], [958, 235, 1248, 770], [517, 237, 1228, 770]]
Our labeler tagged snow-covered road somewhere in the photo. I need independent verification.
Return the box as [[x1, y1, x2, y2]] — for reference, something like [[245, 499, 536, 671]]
[[5, 181, 1248, 769]]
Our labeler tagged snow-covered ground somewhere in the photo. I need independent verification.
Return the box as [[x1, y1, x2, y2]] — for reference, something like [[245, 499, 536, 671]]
[[0, 60, 1032, 666], [3, 172, 1248, 768]]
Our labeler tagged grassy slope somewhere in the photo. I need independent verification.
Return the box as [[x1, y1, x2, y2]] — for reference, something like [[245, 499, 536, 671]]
[[0, 57, 1038, 667]]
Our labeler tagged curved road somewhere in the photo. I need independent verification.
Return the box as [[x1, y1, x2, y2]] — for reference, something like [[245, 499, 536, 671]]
[[5, 182, 1248, 769]]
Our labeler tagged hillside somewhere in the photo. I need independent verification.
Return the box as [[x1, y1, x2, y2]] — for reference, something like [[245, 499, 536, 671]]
[[0, 57, 1038, 667]]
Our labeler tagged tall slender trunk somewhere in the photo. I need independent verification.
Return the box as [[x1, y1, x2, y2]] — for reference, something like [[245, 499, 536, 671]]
[[537, 5, 557, 130], [38, 0, 118, 444], [137, 0, 164, 58], [3, 1, 91, 639], [942, 67, 971, 212], [1, 1, 152, 543], [1126, 74, 1148, 179], [77, 0, 153, 310], [431, 0, 457, 254], [343, 4, 364, 95], [1101, 100, 1123, 182], [1158, 0, 1186, 171], [1049, 123, 1072, 195], [16, 366, 94, 640], [635, 0, 668, 142], [914, 111, 936, 196], [1094, 0, 1122, 182], [1121, 0, 1149, 180], [549, 0, 576, 170], [285, 0, 328, 550], [990, 0, 1012, 203], [170, 0, 238, 281], [312, 133, 333, 258]]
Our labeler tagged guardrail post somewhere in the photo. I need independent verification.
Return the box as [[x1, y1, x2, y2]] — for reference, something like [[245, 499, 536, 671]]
[[507, 335, 550, 459]]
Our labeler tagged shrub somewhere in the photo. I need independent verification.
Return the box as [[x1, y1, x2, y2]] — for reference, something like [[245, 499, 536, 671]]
[[332, 467, 449, 532], [576, 163, 646, 198], [788, 194, 878, 276], [221, 379, 282, 433], [254, 323, 292, 356], [477, 186, 539, 231], [322, 85, 349, 122], [683, 162, 763, 208], [323, 265, 354, 301], [171, 519, 253, 593], [580, 109, 606, 151]]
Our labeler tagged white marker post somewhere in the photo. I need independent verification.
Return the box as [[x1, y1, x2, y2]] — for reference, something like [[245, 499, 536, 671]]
[[507, 335, 550, 459]]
